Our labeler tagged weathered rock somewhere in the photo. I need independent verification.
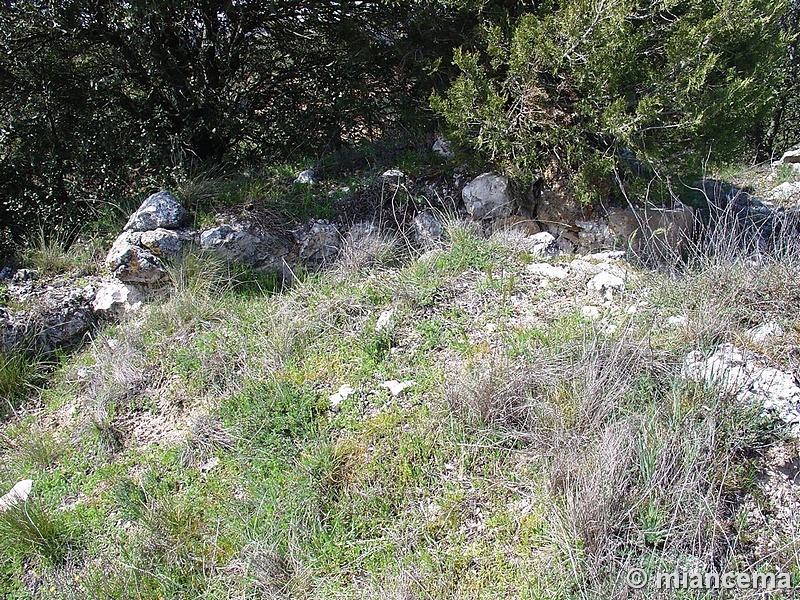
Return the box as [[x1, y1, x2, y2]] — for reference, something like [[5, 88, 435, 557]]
[[684, 343, 800, 435], [529, 232, 559, 257], [200, 225, 290, 273], [576, 219, 613, 253], [526, 263, 569, 280], [536, 178, 587, 230], [463, 174, 513, 220], [124, 190, 188, 232], [768, 182, 800, 203], [607, 203, 695, 259], [587, 271, 625, 300], [778, 149, 800, 165], [746, 321, 784, 344], [292, 219, 340, 269], [294, 168, 316, 184], [12, 268, 38, 283], [0, 284, 97, 353], [106, 232, 168, 284], [432, 137, 454, 159], [92, 280, 144, 318], [134, 228, 195, 260], [413, 211, 444, 247]]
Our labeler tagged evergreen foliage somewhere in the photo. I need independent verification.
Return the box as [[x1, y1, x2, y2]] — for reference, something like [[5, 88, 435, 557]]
[[433, 0, 794, 203]]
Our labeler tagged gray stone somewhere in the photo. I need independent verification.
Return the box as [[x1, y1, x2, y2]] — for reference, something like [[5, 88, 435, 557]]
[[106, 232, 168, 284], [1, 284, 97, 354], [433, 137, 454, 159], [382, 169, 405, 179], [413, 211, 444, 247], [92, 280, 144, 318], [778, 149, 800, 164], [526, 263, 569, 279], [292, 219, 340, 269], [294, 169, 316, 184], [200, 225, 290, 272], [530, 231, 559, 257], [768, 182, 800, 203], [462, 174, 513, 220], [123, 190, 188, 232], [135, 228, 194, 261]]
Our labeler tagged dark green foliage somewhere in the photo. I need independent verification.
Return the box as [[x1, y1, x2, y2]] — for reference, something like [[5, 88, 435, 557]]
[[434, 0, 793, 203]]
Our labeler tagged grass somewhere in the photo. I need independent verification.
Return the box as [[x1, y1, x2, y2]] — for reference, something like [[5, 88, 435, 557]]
[[2, 182, 800, 598]]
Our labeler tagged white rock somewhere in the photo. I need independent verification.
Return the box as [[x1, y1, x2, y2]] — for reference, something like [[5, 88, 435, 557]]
[[123, 190, 188, 232], [668, 315, 688, 326], [581, 306, 602, 321], [530, 232, 558, 257], [767, 182, 800, 202], [294, 168, 316, 184], [585, 250, 627, 263], [329, 384, 355, 408], [747, 321, 784, 344], [778, 148, 800, 164], [0, 479, 33, 511], [587, 271, 625, 300], [380, 380, 416, 397], [376, 308, 396, 334], [92, 280, 144, 317], [526, 263, 569, 279], [382, 169, 405, 178], [684, 343, 800, 434]]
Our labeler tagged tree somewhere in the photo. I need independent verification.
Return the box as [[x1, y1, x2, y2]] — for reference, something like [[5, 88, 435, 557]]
[[433, 0, 791, 204]]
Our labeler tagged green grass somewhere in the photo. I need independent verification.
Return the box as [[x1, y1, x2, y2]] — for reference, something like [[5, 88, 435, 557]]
[[1, 212, 799, 599]]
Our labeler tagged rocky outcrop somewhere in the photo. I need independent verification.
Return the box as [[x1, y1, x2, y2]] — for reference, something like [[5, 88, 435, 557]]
[[107, 191, 194, 284], [292, 219, 340, 269], [0, 282, 97, 353]]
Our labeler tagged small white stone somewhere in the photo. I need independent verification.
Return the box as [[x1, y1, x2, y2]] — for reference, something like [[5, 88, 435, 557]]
[[747, 321, 784, 344], [376, 309, 395, 334], [587, 271, 625, 300], [0, 479, 33, 512], [380, 380, 416, 397], [581, 306, 602, 321], [294, 169, 315, 184], [668, 315, 688, 326], [382, 169, 405, 178], [329, 384, 355, 408], [526, 263, 569, 279]]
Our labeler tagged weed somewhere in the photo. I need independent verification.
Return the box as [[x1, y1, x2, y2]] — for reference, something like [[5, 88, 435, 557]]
[[0, 500, 81, 565]]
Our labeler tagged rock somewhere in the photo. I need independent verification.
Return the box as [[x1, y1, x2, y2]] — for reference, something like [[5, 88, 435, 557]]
[[1, 284, 97, 353], [585, 250, 627, 263], [123, 190, 188, 233], [607, 203, 695, 259], [292, 219, 340, 269], [462, 173, 513, 220], [329, 384, 355, 409], [433, 137, 454, 159], [667, 315, 688, 326], [92, 280, 144, 318], [382, 169, 405, 179], [576, 219, 613, 253], [375, 308, 396, 334], [529, 232, 559, 257], [200, 225, 290, 273], [536, 177, 585, 229], [380, 380, 415, 397], [106, 232, 168, 284], [747, 321, 784, 344], [0, 266, 13, 281], [294, 168, 316, 184], [0, 479, 33, 512], [581, 306, 602, 321], [684, 343, 800, 434], [768, 182, 800, 203], [134, 228, 194, 260], [526, 263, 569, 279], [413, 211, 444, 247], [777, 149, 800, 164], [587, 271, 625, 300]]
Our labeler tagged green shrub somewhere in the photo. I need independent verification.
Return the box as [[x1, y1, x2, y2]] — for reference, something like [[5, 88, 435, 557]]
[[433, 0, 791, 202]]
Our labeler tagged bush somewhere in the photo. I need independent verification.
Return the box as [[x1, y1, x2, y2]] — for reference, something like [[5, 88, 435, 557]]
[[433, 0, 792, 203]]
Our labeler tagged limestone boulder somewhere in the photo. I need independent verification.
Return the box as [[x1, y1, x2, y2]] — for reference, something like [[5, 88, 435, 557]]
[[462, 174, 513, 220], [123, 190, 188, 232]]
